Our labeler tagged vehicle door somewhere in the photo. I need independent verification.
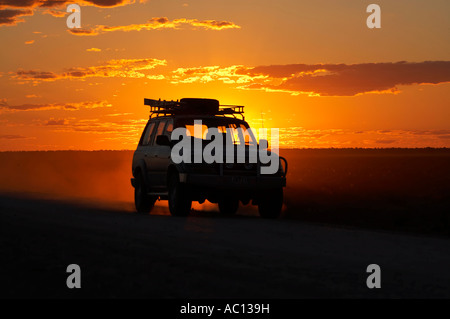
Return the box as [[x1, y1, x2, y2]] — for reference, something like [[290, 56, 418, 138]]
[[134, 120, 155, 178], [141, 120, 158, 188], [148, 119, 167, 189], [152, 119, 173, 188]]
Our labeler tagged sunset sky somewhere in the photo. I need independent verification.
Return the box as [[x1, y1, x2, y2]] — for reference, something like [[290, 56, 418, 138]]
[[0, 0, 449, 150]]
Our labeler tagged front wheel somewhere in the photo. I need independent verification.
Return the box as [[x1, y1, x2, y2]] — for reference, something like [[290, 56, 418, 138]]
[[258, 188, 283, 219], [134, 172, 156, 214], [168, 173, 191, 217]]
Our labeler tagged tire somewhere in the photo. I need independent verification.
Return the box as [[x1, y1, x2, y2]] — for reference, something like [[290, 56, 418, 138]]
[[258, 188, 283, 219], [134, 171, 156, 214], [218, 198, 239, 215], [168, 173, 191, 217]]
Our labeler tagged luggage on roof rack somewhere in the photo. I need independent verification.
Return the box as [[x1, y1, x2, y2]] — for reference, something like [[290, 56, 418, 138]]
[[144, 98, 245, 120]]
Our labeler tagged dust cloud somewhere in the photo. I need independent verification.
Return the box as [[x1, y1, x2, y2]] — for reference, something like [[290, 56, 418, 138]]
[[1, 149, 449, 234]]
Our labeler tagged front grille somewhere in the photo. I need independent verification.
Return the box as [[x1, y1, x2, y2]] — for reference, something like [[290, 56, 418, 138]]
[[223, 163, 258, 176]]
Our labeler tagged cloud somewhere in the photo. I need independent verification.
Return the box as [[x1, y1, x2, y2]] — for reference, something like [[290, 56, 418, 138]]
[[86, 47, 101, 52], [0, 2, 236, 31], [106, 112, 133, 116], [0, 1, 38, 8], [0, 0, 136, 26], [0, 8, 33, 25], [407, 129, 450, 137], [81, 0, 136, 7], [14, 70, 58, 81], [169, 61, 450, 96], [276, 127, 450, 148], [188, 19, 239, 30], [0, 99, 111, 111], [10, 60, 449, 97], [240, 61, 450, 96], [68, 28, 98, 36], [11, 58, 167, 83], [0, 0, 134, 8], [49, 118, 147, 134], [170, 65, 256, 84], [0, 134, 29, 139], [25, 39, 34, 44], [68, 16, 241, 36], [41, 8, 66, 17], [45, 118, 69, 125]]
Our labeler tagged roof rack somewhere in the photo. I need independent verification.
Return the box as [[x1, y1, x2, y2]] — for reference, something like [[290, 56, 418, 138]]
[[144, 98, 245, 120], [217, 105, 245, 119]]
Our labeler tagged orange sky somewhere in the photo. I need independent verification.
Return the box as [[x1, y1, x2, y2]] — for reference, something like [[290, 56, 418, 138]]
[[0, 0, 449, 150]]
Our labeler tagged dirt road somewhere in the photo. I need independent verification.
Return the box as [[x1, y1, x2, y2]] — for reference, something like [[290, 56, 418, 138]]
[[1, 194, 449, 298]]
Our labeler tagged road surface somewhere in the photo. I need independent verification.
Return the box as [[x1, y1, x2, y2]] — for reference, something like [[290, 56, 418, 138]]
[[1, 194, 449, 298]]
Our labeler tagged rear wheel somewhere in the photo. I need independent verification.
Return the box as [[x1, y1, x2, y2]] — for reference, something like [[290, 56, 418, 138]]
[[168, 173, 191, 217], [134, 172, 156, 214], [258, 188, 283, 219], [218, 198, 239, 215]]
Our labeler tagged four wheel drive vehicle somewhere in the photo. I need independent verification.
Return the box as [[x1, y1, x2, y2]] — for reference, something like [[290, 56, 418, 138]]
[[131, 98, 288, 218]]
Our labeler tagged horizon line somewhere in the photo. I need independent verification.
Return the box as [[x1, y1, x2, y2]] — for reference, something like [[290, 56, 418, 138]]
[[1, 147, 449, 153]]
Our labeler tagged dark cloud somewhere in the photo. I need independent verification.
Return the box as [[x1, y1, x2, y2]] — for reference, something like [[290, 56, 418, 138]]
[[238, 64, 320, 78], [0, 8, 33, 25], [45, 118, 68, 125], [15, 70, 58, 79], [12, 58, 167, 83], [68, 17, 241, 36], [410, 129, 450, 136], [67, 28, 98, 36], [0, 0, 130, 8], [0, 1, 40, 7], [240, 61, 450, 96], [0, 0, 134, 26], [0, 99, 111, 111], [44, 118, 146, 135], [1, 102, 65, 110], [83, 0, 129, 7], [0, 134, 28, 139], [41, 8, 66, 16]]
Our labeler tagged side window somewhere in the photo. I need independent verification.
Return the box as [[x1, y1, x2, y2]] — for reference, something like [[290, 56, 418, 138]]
[[150, 120, 166, 145], [141, 122, 156, 146], [164, 120, 173, 139], [156, 120, 166, 137], [138, 122, 150, 145]]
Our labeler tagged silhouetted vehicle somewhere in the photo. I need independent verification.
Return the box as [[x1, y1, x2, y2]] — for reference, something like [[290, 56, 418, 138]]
[[131, 98, 287, 218]]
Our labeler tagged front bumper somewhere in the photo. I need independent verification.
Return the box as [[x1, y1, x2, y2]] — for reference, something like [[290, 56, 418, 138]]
[[180, 173, 286, 190]]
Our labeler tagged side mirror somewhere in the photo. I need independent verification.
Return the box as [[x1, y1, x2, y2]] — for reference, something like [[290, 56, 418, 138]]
[[156, 135, 171, 146], [259, 139, 269, 150]]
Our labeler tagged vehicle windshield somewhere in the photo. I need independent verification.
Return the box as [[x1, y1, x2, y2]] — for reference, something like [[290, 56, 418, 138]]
[[175, 118, 257, 146]]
